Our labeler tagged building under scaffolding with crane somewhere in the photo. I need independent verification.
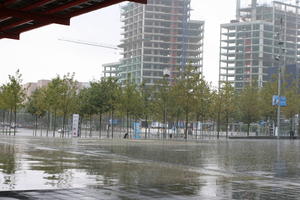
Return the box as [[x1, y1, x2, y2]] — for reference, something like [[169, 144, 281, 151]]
[[103, 0, 204, 85], [219, 0, 300, 90]]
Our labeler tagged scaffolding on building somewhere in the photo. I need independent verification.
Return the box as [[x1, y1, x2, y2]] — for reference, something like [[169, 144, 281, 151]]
[[114, 0, 204, 86], [219, 0, 300, 90]]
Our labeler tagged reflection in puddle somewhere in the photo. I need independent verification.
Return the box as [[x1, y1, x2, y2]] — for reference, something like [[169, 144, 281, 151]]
[[0, 136, 299, 199]]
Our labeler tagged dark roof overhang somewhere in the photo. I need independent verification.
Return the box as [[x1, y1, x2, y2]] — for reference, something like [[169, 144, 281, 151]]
[[0, 0, 147, 40]]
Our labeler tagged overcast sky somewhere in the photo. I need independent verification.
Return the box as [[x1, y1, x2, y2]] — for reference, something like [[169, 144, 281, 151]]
[[0, 0, 236, 86]]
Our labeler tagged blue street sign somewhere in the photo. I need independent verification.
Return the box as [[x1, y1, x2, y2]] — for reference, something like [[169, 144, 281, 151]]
[[272, 95, 287, 107], [259, 120, 266, 126], [133, 122, 141, 139], [109, 119, 118, 125]]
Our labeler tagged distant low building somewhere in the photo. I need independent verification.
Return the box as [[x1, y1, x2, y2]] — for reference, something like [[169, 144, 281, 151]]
[[23, 79, 50, 97], [23, 80, 90, 97], [77, 82, 90, 90], [102, 62, 120, 78]]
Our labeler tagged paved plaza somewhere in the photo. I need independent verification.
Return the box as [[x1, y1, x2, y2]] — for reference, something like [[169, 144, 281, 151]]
[[0, 133, 299, 199]]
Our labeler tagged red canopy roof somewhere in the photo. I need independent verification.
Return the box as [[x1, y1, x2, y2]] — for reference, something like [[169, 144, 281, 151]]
[[0, 0, 147, 40]]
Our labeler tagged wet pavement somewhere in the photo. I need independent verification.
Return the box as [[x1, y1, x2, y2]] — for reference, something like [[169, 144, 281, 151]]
[[0, 134, 299, 199]]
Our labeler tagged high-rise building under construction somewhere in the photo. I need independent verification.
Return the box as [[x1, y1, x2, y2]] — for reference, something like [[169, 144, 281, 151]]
[[219, 0, 300, 90], [103, 0, 204, 85]]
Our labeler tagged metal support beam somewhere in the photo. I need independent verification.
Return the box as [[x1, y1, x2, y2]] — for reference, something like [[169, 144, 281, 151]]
[[0, 31, 19, 39], [45, 0, 90, 14], [1, 0, 19, 7], [0, 0, 82, 32], [128, 0, 147, 3], [22, 0, 56, 11], [69, 0, 125, 17], [48, 0, 146, 16], [14, 23, 47, 37], [0, 0, 148, 40], [68, 0, 147, 18], [0, 8, 70, 26], [0, 0, 54, 22]]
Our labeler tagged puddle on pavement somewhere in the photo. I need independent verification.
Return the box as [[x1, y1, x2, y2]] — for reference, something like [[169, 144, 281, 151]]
[[0, 136, 299, 199]]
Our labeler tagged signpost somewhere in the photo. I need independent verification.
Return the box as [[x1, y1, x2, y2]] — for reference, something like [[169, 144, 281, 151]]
[[133, 122, 141, 139], [272, 95, 287, 107], [272, 95, 287, 137], [72, 114, 80, 137]]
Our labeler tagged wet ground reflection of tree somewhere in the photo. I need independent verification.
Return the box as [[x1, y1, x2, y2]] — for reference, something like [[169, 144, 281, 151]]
[[0, 143, 17, 189], [27, 148, 77, 188]]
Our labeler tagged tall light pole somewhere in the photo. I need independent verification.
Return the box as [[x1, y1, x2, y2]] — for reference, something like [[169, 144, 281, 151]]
[[276, 18, 284, 138], [276, 56, 281, 138], [162, 68, 170, 139]]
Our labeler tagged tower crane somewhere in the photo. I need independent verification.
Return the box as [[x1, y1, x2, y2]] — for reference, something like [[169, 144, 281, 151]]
[[58, 38, 120, 51]]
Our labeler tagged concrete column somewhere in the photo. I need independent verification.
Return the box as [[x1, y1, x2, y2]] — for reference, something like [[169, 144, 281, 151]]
[[252, 0, 257, 21], [236, 0, 241, 20]]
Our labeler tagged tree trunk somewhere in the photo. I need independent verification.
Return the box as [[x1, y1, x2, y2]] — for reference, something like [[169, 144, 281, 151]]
[[184, 109, 189, 140], [217, 111, 221, 139], [111, 110, 114, 139], [85, 119, 88, 138], [226, 115, 229, 138], [196, 119, 199, 140], [62, 112, 67, 138], [144, 115, 148, 139], [35, 115, 38, 136], [13, 105, 17, 136], [40, 117, 43, 136], [53, 110, 57, 137], [79, 116, 82, 137], [89, 114, 92, 137], [107, 118, 109, 139], [176, 116, 179, 138], [290, 117, 293, 132], [2, 110, 5, 134], [129, 116, 132, 138], [298, 114, 300, 137], [9, 109, 12, 135], [163, 106, 166, 139], [126, 110, 129, 135], [247, 123, 250, 136], [99, 113, 102, 139], [46, 112, 50, 137]]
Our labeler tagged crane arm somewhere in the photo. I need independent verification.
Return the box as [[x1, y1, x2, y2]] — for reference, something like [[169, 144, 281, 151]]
[[58, 38, 119, 50]]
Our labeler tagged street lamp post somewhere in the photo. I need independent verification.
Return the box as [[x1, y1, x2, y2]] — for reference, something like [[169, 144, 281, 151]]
[[276, 18, 284, 139], [276, 59, 281, 139], [162, 69, 170, 139]]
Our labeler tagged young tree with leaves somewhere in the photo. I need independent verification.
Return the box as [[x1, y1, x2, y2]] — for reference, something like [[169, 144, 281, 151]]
[[140, 82, 153, 138], [44, 77, 64, 137], [58, 74, 78, 137], [173, 65, 199, 139], [153, 74, 173, 139], [220, 82, 236, 137], [259, 81, 277, 135], [0, 87, 8, 133], [77, 87, 96, 137], [88, 80, 110, 138], [193, 77, 211, 138], [237, 84, 261, 136], [26, 88, 46, 136], [104, 77, 120, 138], [119, 77, 143, 137], [282, 83, 300, 133], [3, 70, 25, 135]]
